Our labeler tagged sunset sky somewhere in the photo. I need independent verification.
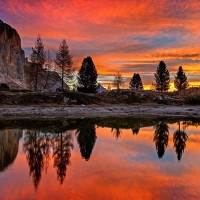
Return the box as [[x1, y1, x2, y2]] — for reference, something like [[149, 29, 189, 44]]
[[1, 0, 200, 89]]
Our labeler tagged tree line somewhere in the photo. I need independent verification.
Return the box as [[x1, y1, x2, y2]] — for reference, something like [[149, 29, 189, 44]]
[[113, 61, 189, 92], [29, 35, 189, 93], [28, 35, 98, 93]]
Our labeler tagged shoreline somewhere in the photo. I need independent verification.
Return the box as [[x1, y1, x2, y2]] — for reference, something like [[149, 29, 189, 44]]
[[0, 105, 199, 120]]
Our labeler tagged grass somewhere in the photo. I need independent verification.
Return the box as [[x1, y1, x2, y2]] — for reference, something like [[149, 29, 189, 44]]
[[62, 91, 101, 105]]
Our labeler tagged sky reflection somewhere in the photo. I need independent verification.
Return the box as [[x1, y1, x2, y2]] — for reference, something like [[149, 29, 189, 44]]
[[0, 120, 200, 199]]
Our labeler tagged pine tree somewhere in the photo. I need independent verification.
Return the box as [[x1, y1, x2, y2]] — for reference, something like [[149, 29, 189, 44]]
[[77, 56, 98, 93], [55, 39, 74, 90], [174, 66, 189, 91], [129, 73, 143, 90], [30, 35, 46, 91], [154, 61, 170, 92]]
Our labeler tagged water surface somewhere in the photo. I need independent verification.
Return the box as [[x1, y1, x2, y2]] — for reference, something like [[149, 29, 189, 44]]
[[0, 117, 200, 200]]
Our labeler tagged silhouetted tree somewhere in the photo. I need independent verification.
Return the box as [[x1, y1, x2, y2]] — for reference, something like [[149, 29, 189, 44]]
[[173, 122, 188, 161], [154, 61, 170, 92], [55, 39, 74, 90], [76, 124, 97, 161], [23, 130, 51, 190], [174, 66, 189, 92], [153, 122, 169, 158], [29, 35, 46, 91], [113, 71, 124, 91], [52, 131, 73, 184], [129, 73, 143, 90], [77, 56, 98, 93]]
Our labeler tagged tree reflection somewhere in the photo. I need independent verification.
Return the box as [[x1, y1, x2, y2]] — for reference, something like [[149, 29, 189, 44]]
[[23, 130, 51, 190], [112, 128, 122, 139], [131, 127, 140, 135], [173, 122, 188, 161], [52, 131, 73, 184], [76, 124, 97, 161], [153, 122, 169, 158]]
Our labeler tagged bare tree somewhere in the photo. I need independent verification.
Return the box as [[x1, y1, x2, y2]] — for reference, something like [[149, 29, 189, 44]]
[[55, 39, 74, 90], [113, 72, 124, 91], [43, 50, 52, 90], [107, 84, 111, 91], [29, 35, 46, 91]]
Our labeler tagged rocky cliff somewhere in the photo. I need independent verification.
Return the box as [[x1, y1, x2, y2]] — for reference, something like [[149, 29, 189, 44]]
[[0, 20, 27, 89], [24, 65, 69, 91], [0, 19, 69, 91]]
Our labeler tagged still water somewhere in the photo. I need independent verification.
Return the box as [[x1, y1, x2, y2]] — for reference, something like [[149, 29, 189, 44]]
[[0, 117, 200, 200]]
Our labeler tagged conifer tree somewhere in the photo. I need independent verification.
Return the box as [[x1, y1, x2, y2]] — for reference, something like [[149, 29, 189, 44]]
[[77, 56, 98, 93], [174, 66, 189, 91], [154, 61, 170, 92], [30, 35, 46, 91], [129, 73, 143, 90], [55, 39, 74, 90]]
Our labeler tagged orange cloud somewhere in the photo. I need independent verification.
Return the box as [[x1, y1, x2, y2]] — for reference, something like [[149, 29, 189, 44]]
[[1, 0, 200, 88]]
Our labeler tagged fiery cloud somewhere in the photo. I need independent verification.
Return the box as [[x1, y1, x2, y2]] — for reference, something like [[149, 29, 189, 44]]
[[1, 0, 200, 88]]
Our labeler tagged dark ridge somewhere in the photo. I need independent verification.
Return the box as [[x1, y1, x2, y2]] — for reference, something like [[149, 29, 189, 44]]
[[0, 19, 20, 40]]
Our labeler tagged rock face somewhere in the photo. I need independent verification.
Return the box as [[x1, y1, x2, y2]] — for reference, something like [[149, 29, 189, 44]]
[[24, 66, 70, 91], [0, 129, 22, 171], [0, 20, 27, 89], [0, 19, 70, 91], [45, 70, 69, 91]]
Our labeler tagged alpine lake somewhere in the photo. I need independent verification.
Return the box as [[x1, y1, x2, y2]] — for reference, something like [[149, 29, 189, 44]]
[[0, 116, 200, 200]]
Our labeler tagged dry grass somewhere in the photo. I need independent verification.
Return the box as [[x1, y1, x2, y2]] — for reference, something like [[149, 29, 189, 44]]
[[0, 88, 199, 106]]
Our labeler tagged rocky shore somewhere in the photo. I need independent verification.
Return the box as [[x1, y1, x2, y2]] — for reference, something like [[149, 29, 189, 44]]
[[0, 105, 199, 120]]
